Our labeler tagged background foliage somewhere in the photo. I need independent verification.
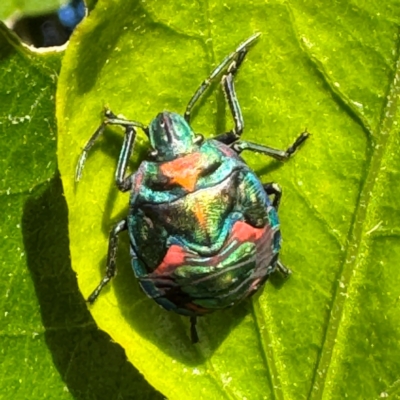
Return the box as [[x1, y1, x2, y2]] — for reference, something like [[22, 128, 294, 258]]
[[0, 0, 68, 21], [1, 0, 400, 399]]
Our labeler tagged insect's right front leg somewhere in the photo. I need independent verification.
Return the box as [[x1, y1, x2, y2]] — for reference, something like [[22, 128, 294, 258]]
[[115, 125, 136, 192], [87, 219, 128, 303]]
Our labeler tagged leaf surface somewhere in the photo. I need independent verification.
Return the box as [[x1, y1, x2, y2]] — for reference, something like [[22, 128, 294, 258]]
[[58, 1, 400, 399], [0, 23, 161, 400], [0, 23, 70, 399]]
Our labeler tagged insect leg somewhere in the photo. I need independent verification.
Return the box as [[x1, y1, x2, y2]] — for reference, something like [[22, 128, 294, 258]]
[[115, 125, 136, 192], [184, 33, 260, 123], [75, 108, 148, 183], [218, 59, 246, 143], [190, 316, 199, 344], [276, 260, 292, 278], [262, 184, 292, 278], [75, 117, 108, 182], [263, 182, 282, 210], [231, 131, 309, 160], [87, 219, 128, 304], [214, 47, 256, 144]]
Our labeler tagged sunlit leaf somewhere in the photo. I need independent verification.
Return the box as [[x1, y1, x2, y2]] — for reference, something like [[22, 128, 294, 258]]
[[58, 1, 400, 399]]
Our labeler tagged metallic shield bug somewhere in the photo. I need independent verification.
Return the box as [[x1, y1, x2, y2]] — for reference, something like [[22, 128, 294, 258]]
[[75, 33, 309, 343]]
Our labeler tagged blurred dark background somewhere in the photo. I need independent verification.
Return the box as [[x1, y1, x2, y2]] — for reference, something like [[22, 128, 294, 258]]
[[8, 0, 85, 47]]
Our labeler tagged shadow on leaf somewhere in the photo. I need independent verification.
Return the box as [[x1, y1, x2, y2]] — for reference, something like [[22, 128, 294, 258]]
[[22, 171, 162, 400], [76, 120, 293, 365]]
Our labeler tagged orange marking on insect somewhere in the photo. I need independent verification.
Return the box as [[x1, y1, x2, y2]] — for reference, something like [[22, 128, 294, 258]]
[[160, 152, 204, 192], [193, 201, 207, 229]]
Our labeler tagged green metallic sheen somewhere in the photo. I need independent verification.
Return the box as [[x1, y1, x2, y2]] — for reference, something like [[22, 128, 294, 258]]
[[76, 33, 309, 342]]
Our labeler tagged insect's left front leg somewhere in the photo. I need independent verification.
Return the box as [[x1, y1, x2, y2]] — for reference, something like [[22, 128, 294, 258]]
[[214, 49, 248, 145], [184, 33, 260, 124], [87, 219, 127, 303]]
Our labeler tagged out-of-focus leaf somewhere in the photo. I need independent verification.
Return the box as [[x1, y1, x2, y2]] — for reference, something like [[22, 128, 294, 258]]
[[0, 0, 67, 21]]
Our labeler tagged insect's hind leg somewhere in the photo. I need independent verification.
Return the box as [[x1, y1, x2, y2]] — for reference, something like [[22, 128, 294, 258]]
[[87, 219, 128, 303]]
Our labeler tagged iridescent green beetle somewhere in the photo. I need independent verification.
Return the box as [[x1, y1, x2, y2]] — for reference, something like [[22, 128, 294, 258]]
[[76, 33, 309, 343]]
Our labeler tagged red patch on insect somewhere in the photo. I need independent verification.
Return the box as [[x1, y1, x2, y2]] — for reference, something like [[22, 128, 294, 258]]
[[231, 220, 266, 242], [153, 220, 270, 276], [153, 244, 188, 274], [160, 152, 205, 192]]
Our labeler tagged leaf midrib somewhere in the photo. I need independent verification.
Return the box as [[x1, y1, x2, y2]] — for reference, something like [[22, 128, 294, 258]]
[[308, 30, 400, 400]]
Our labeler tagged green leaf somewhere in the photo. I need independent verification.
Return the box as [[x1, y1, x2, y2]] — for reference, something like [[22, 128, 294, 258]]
[[57, 1, 400, 399], [0, 23, 68, 398], [0, 0, 67, 21], [0, 24, 161, 399]]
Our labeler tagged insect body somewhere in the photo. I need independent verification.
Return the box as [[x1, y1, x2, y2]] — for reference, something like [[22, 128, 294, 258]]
[[76, 33, 309, 343]]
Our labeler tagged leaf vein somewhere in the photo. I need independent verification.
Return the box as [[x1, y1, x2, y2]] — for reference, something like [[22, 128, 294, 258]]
[[308, 28, 400, 400]]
